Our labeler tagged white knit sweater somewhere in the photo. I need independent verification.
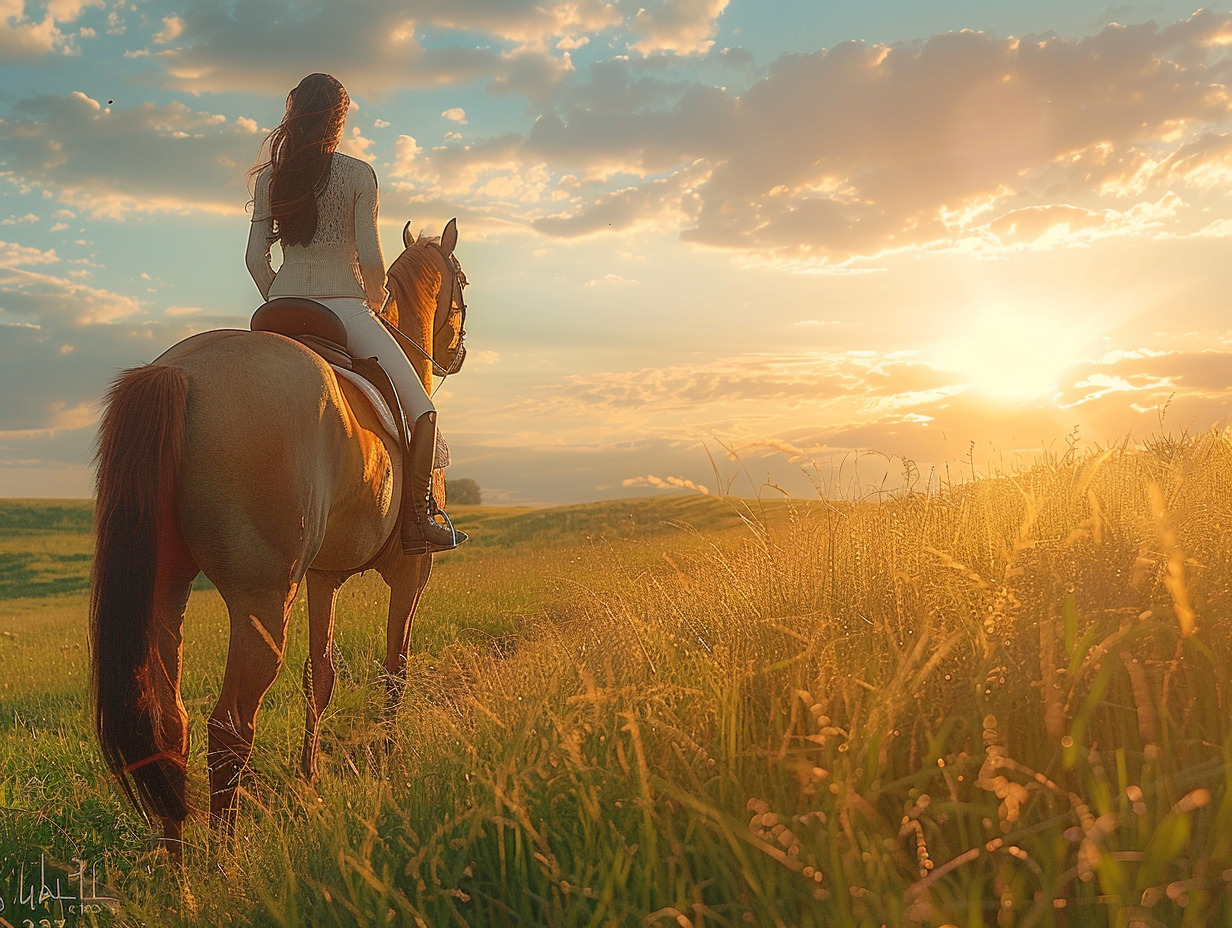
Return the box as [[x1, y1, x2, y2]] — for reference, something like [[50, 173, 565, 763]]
[[246, 152, 388, 309]]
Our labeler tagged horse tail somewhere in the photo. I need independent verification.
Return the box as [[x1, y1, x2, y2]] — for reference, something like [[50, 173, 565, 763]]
[[89, 363, 190, 824]]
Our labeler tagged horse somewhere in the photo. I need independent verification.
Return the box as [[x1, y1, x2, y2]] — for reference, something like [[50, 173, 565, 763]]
[[88, 219, 468, 860]]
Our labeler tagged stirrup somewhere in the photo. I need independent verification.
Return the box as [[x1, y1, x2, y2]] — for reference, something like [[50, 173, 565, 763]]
[[432, 505, 466, 545], [401, 506, 467, 556]]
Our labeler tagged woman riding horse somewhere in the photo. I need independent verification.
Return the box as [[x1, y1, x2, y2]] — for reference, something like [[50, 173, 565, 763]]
[[246, 72, 464, 555], [89, 73, 471, 860]]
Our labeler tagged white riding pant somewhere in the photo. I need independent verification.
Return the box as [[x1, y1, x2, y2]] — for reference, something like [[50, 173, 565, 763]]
[[316, 297, 435, 423]]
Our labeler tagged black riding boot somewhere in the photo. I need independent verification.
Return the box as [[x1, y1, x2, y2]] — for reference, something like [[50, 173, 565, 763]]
[[400, 412, 468, 555]]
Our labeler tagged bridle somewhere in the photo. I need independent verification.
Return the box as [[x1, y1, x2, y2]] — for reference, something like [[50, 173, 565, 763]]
[[429, 241, 468, 378], [379, 238, 469, 382]]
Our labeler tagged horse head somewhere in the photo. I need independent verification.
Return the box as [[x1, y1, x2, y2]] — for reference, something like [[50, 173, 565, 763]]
[[383, 218, 468, 390]]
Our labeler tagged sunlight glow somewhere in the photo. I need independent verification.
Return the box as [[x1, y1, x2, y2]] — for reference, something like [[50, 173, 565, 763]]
[[939, 302, 1093, 400]]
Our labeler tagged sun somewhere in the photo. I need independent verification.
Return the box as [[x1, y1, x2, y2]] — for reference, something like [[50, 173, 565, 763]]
[[937, 302, 1093, 401]]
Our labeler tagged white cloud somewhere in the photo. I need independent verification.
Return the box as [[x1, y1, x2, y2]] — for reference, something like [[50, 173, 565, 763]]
[[0, 268, 164, 432], [368, 11, 1232, 261], [0, 265, 143, 325], [121, 0, 737, 98], [0, 1, 66, 58], [0, 92, 265, 217], [464, 339, 1232, 490], [0, 255, 246, 441], [391, 135, 423, 176], [628, 0, 729, 56], [9, 9, 1232, 270], [337, 125, 378, 163], [0, 241, 58, 266], [0, 0, 100, 58], [154, 15, 183, 44], [622, 473, 710, 494], [43, 0, 100, 22], [584, 272, 638, 286], [150, 0, 608, 98]]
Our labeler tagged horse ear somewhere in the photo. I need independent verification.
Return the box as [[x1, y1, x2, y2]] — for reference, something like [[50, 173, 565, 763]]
[[441, 218, 458, 256], [403, 221, 415, 248]]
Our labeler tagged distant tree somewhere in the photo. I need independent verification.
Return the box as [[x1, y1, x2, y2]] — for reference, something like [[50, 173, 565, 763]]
[[445, 478, 482, 505]]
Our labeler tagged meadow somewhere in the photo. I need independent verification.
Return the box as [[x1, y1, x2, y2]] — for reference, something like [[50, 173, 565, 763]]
[[2, 431, 1232, 927]]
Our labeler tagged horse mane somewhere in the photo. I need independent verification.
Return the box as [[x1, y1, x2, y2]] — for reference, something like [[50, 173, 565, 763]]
[[385, 241, 441, 332]]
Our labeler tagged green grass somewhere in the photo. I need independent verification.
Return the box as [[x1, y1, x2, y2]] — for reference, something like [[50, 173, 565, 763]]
[[0, 500, 95, 600], [3, 436, 1232, 927]]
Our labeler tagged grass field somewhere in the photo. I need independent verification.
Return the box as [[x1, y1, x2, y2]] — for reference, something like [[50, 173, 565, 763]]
[[3, 433, 1232, 927]]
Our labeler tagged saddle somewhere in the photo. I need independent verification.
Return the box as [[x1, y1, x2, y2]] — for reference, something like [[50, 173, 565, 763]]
[[250, 298, 449, 467]]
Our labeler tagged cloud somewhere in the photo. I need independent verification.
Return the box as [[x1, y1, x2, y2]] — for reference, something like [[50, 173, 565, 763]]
[[0, 241, 58, 266], [408, 11, 1232, 261], [0, 234, 233, 438], [679, 15, 1232, 260], [532, 169, 708, 237], [536, 352, 953, 410], [31, 11, 1231, 264], [628, 0, 729, 55], [487, 352, 961, 458], [0, 246, 254, 454], [584, 273, 638, 287], [0, 264, 144, 327], [622, 473, 710, 494], [0, 269, 165, 433], [132, 0, 740, 99], [0, 0, 89, 59], [1054, 347, 1232, 410], [337, 125, 378, 163], [43, 0, 100, 21], [146, 0, 614, 98], [462, 339, 1232, 487], [0, 92, 264, 217], [442, 107, 468, 124], [153, 14, 183, 44]]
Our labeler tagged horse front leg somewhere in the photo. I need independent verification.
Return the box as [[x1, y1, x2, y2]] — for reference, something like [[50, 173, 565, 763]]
[[382, 555, 433, 734], [301, 570, 344, 783]]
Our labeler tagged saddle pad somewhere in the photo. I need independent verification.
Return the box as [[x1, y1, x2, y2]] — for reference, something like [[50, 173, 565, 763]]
[[331, 365, 450, 468]]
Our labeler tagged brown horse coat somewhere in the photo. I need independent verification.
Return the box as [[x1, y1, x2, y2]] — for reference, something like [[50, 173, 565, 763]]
[[89, 227, 463, 858]]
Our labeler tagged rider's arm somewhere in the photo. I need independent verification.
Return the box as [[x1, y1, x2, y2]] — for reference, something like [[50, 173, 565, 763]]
[[245, 167, 277, 299], [355, 162, 388, 312]]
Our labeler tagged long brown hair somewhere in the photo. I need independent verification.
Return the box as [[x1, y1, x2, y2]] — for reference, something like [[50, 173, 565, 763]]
[[250, 73, 349, 247]]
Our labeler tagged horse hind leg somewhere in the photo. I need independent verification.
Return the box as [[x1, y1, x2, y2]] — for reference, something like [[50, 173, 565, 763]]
[[380, 558, 433, 743], [300, 570, 344, 783], [207, 585, 296, 836], [151, 562, 197, 861]]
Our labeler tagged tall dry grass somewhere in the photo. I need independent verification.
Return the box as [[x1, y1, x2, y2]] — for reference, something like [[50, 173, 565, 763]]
[[8, 432, 1232, 926]]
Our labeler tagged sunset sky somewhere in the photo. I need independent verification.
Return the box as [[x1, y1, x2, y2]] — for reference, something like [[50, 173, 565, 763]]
[[3, 1, 1232, 504]]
